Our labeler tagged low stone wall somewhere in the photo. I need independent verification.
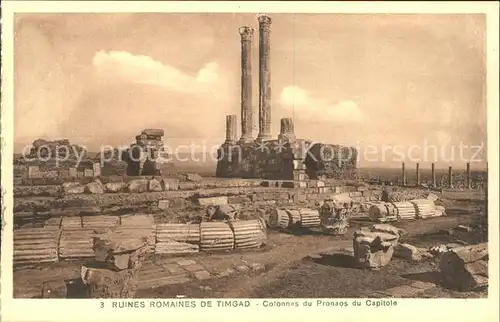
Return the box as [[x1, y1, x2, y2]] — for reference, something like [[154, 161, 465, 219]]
[[13, 177, 432, 229]]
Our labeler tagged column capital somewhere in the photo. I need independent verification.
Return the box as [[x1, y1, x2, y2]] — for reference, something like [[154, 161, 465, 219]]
[[257, 14, 272, 27], [239, 26, 255, 41]]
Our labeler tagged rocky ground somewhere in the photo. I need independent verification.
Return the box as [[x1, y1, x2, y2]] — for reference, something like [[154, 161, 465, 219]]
[[13, 189, 487, 299]]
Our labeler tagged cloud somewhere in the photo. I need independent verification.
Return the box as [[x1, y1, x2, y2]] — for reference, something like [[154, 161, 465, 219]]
[[92, 50, 220, 93], [279, 85, 364, 123]]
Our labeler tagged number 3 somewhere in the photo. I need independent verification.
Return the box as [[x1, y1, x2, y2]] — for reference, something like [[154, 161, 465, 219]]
[[100, 302, 104, 308]]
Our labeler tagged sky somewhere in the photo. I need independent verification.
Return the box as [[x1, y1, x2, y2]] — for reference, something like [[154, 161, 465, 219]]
[[14, 13, 487, 167]]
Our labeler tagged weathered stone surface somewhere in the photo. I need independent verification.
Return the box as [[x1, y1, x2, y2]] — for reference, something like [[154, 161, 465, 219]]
[[93, 231, 153, 271], [81, 266, 139, 298], [41, 280, 67, 298], [394, 243, 422, 261], [207, 204, 239, 221], [319, 200, 349, 235], [162, 178, 179, 191], [182, 173, 203, 182], [14, 185, 62, 198], [85, 180, 105, 194], [353, 224, 399, 269], [104, 182, 126, 193], [158, 200, 170, 210], [194, 270, 212, 280], [148, 179, 163, 192], [439, 243, 488, 291], [127, 179, 149, 193], [62, 182, 85, 194], [197, 196, 228, 206]]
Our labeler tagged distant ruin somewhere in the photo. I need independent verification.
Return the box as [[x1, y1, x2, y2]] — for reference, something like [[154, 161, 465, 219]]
[[216, 15, 358, 180]]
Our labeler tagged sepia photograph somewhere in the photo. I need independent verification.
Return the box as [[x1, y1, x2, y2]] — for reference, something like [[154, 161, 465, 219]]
[[1, 2, 498, 319]]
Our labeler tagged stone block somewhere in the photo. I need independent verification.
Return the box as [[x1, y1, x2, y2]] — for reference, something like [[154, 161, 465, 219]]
[[69, 167, 77, 177], [84, 169, 94, 177], [148, 178, 163, 192], [128, 179, 149, 193], [62, 182, 84, 194], [179, 182, 197, 190], [394, 243, 422, 261], [28, 166, 41, 178], [197, 196, 228, 206], [162, 178, 179, 191], [169, 198, 186, 209], [194, 270, 212, 280], [104, 182, 126, 193], [158, 200, 170, 210], [93, 163, 102, 177], [85, 180, 105, 194]]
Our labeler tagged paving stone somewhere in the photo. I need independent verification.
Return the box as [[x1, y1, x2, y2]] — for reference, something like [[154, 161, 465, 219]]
[[382, 285, 420, 298], [162, 263, 185, 274], [176, 259, 197, 266], [409, 281, 436, 290], [138, 274, 191, 290], [183, 264, 206, 272], [194, 270, 212, 280]]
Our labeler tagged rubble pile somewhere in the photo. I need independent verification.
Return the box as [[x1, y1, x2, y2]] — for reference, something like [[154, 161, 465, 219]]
[[353, 224, 400, 269], [81, 229, 154, 298], [439, 243, 488, 291], [14, 139, 91, 168]]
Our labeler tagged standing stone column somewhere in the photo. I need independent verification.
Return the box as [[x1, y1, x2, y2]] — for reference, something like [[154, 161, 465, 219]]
[[448, 166, 453, 188], [466, 162, 471, 189], [416, 163, 420, 186], [401, 162, 406, 186], [225, 115, 237, 145], [239, 26, 254, 144], [431, 163, 436, 187], [278, 118, 296, 142], [257, 14, 272, 141]]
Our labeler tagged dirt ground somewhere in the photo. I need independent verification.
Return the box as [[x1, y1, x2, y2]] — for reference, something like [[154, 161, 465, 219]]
[[14, 190, 487, 299]]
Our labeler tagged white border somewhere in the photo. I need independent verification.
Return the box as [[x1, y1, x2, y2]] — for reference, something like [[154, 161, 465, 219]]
[[1, 2, 499, 322]]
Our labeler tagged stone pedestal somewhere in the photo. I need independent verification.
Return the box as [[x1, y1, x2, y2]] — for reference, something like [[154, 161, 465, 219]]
[[353, 224, 400, 269], [81, 229, 153, 298]]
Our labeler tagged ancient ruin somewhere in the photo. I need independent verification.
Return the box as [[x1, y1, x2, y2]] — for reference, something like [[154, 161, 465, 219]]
[[216, 15, 358, 180]]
